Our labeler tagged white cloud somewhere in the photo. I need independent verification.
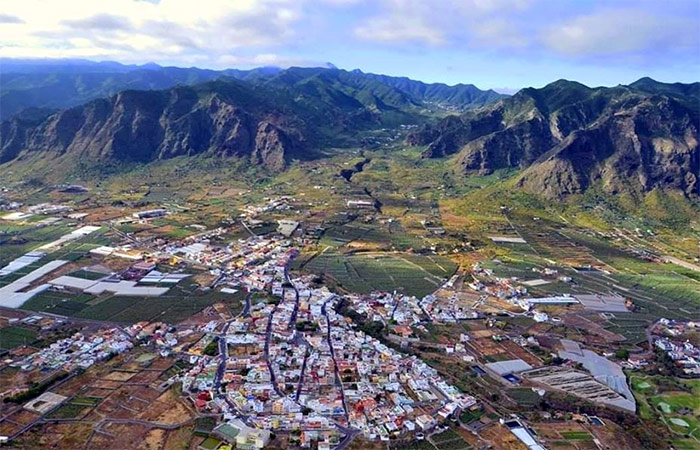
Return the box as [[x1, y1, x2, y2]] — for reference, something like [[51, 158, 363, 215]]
[[0, 0, 696, 70], [0, 14, 24, 24], [355, 16, 445, 45], [0, 0, 304, 63], [216, 53, 329, 68], [543, 8, 698, 57], [353, 0, 532, 47]]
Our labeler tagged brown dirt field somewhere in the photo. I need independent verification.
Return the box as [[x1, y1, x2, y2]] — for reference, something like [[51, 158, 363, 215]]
[[470, 338, 504, 357], [7, 409, 41, 425], [192, 272, 217, 286], [162, 425, 195, 450], [116, 386, 161, 412], [500, 340, 541, 366], [530, 323, 554, 335], [89, 422, 151, 450], [471, 329, 495, 338], [138, 390, 193, 425], [141, 428, 167, 450], [348, 438, 385, 450], [84, 207, 130, 222], [455, 425, 484, 446], [13, 422, 93, 450], [212, 303, 232, 320], [103, 370, 137, 382], [146, 357, 177, 371], [563, 315, 626, 343], [8, 346, 39, 357], [479, 423, 529, 450], [127, 370, 162, 385], [0, 420, 23, 436], [153, 400, 193, 425], [592, 421, 643, 450], [347, 241, 389, 250], [94, 398, 134, 419], [532, 422, 588, 439], [53, 372, 101, 397], [117, 358, 150, 372], [81, 387, 115, 398], [92, 385, 160, 419], [101, 256, 137, 272], [90, 379, 124, 390]]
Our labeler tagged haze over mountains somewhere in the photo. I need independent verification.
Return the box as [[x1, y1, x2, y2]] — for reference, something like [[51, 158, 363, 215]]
[[0, 59, 503, 121], [0, 59, 698, 202]]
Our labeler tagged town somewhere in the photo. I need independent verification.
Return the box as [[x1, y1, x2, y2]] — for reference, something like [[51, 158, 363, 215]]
[[0, 170, 698, 450]]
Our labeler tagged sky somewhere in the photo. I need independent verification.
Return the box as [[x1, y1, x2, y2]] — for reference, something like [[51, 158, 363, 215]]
[[0, 0, 698, 91]]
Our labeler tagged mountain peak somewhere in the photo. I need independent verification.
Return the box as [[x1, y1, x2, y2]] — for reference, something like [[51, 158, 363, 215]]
[[408, 79, 699, 200]]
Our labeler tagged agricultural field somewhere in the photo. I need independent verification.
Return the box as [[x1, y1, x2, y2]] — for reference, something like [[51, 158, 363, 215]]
[[631, 375, 700, 448], [293, 251, 457, 298], [0, 326, 38, 351], [22, 279, 243, 324], [431, 428, 472, 450], [506, 388, 541, 407], [22, 291, 96, 317], [46, 396, 102, 419]]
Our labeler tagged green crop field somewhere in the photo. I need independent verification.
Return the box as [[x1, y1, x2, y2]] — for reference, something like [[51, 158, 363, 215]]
[[0, 326, 37, 351], [506, 388, 541, 407], [631, 375, 700, 446], [459, 409, 483, 424], [22, 291, 95, 316], [66, 269, 109, 280], [46, 396, 102, 419], [294, 251, 457, 298], [23, 278, 245, 324], [431, 428, 472, 450], [391, 443, 435, 450], [432, 429, 462, 444], [560, 432, 593, 440]]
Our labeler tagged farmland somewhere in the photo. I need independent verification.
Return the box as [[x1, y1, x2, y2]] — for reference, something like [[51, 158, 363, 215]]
[[46, 396, 102, 419], [23, 281, 244, 324], [293, 251, 457, 298], [0, 326, 37, 351], [631, 375, 700, 448], [0, 122, 699, 450]]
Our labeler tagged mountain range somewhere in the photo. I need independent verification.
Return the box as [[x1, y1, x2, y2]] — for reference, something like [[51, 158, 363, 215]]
[[0, 62, 505, 172], [0, 59, 503, 121], [409, 78, 699, 199], [0, 59, 697, 202]]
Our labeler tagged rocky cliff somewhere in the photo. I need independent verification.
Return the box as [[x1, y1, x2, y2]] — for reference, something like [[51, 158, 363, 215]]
[[408, 79, 699, 198]]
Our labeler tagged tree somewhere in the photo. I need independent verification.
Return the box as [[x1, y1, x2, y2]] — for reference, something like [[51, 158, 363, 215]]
[[615, 348, 630, 360]]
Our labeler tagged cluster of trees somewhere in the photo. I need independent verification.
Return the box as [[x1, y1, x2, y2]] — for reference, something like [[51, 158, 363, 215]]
[[203, 339, 219, 356]]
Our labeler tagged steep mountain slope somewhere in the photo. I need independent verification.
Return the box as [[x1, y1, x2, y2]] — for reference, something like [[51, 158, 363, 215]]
[[518, 95, 698, 198], [0, 80, 310, 171], [0, 60, 504, 121], [3, 66, 500, 172], [408, 79, 699, 199]]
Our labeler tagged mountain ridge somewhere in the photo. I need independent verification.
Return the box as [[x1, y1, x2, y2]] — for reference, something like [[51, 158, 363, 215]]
[[0, 60, 505, 120], [408, 78, 699, 199]]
